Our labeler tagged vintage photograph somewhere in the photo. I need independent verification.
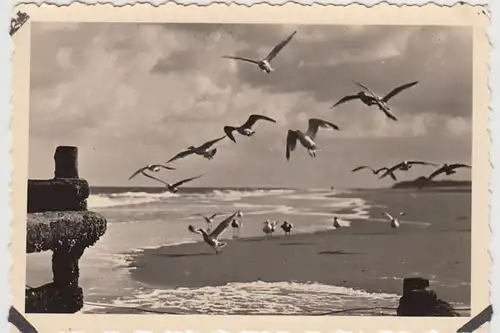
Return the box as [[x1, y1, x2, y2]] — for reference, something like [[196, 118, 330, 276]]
[[10, 3, 491, 333]]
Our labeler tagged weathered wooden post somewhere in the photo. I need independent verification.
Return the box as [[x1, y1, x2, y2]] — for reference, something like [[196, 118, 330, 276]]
[[54, 146, 79, 179], [25, 145, 107, 313], [396, 277, 459, 316]]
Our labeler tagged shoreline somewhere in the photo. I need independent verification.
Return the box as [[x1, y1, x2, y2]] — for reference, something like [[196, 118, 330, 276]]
[[127, 218, 470, 306]]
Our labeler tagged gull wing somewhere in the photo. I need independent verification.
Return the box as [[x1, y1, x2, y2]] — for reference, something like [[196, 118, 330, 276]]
[[449, 163, 472, 170], [382, 81, 419, 103], [210, 211, 240, 239], [222, 55, 260, 65], [166, 149, 194, 164], [154, 164, 176, 171], [264, 30, 297, 62], [379, 107, 399, 121], [242, 114, 277, 129], [209, 212, 224, 220], [188, 225, 203, 235], [426, 166, 447, 181], [383, 212, 394, 220], [306, 118, 340, 140], [330, 95, 361, 108], [128, 166, 148, 180], [223, 126, 238, 143], [352, 81, 378, 99], [351, 166, 375, 173], [172, 174, 203, 189], [286, 130, 298, 161], [140, 171, 170, 187], [197, 135, 227, 150], [378, 168, 398, 181], [374, 167, 390, 174], [407, 160, 438, 166]]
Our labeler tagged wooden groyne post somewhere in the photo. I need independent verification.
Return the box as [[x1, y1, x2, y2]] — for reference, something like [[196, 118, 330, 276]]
[[396, 277, 460, 316], [25, 146, 107, 313]]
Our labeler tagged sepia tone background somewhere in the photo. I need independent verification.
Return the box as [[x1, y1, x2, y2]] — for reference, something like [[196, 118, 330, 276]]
[[11, 3, 490, 333]]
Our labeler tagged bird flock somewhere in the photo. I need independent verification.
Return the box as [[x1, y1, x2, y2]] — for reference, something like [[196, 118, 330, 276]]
[[124, 29, 472, 254]]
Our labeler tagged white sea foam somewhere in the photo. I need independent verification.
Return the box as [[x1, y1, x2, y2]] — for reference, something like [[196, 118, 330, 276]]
[[88, 191, 179, 208], [209, 189, 296, 202], [80, 281, 400, 315]]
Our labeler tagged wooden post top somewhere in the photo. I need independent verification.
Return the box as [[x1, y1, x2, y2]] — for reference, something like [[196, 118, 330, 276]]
[[402, 277, 430, 295], [54, 146, 79, 179]]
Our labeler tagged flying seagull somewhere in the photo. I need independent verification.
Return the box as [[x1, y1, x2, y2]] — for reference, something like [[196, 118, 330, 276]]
[[194, 212, 224, 233], [382, 211, 405, 229], [331, 80, 419, 121], [351, 165, 396, 180], [378, 160, 438, 180], [224, 114, 277, 143], [419, 163, 471, 189], [128, 164, 175, 180], [188, 211, 244, 254], [222, 30, 297, 74], [166, 136, 227, 164], [281, 221, 293, 236], [139, 171, 203, 193], [286, 118, 340, 160]]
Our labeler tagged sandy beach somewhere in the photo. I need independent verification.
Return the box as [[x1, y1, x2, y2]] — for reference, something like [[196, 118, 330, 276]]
[[129, 193, 471, 308]]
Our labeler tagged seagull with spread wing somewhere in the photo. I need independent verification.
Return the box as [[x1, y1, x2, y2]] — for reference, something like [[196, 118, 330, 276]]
[[128, 164, 175, 180], [139, 171, 203, 193], [378, 160, 438, 180], [286, 118, 340, 160], [351, 166, 393, 177], [331, 80, 419, 121], [419, 163, 472, 190], [166, 136, 227, 164], [382, 211, 405, 229], [222, 30, 297, 74], [194, 212, 224, 233], [188, 211, 244, 254], [224, 114, 277, 143]]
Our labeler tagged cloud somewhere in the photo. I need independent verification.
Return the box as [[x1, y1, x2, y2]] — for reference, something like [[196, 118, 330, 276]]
[[28, 22, 472, 187]]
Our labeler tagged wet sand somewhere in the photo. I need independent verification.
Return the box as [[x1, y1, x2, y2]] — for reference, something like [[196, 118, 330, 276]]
[[129, 217, 470, 305]]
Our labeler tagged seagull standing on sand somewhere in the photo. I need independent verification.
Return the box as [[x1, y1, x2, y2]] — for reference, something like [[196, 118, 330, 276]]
[[286, 118, 340, 160], [231, 218, 243, 239], [166, 136, 227, 164], [195, 213, 224, 234], [224, 114, 277, 143], [188, 211, 244, 254], [139, 171, 203, 193], [281, 221, 293, 236], [382, 211, 405, 228], [419, 163, 472, 189], [222, 30, 297, 74], [331, 80, 419, 121], [263, 220, 277, 238], [378, 160, 438, 181], [333, 216, 342, 229], [128, 164, 175, 180]]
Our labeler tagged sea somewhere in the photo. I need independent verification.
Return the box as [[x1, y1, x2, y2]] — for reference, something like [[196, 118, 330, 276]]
[[25, 186, 472, 316]]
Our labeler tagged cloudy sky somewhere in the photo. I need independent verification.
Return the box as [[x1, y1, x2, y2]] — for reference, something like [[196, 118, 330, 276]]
[[29, 23, 472, 189]]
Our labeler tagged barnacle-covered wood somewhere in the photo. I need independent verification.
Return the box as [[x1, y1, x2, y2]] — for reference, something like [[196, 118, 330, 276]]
[[25, 282, 83, 313], [26, 211, 107, 254], [27, 179, 90, 213]]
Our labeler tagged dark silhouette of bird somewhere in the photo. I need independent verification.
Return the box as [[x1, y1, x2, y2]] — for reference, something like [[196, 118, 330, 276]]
[[224, 114, 277, 143], [281, 221, 293, 236], [139, 171, 203, 193], [378, 160, 438, 180], [331, 80, 419, 121], [419, 163, 472, 190], [286, 118, 340, 160], [222, 30, 297, 74], [166, 135, 227, 164]]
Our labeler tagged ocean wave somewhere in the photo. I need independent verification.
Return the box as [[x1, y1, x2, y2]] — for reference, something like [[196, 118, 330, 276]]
[[88, 191, 179, 208], [209, 189, 296, 201], [80, 281, 400, 315]]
